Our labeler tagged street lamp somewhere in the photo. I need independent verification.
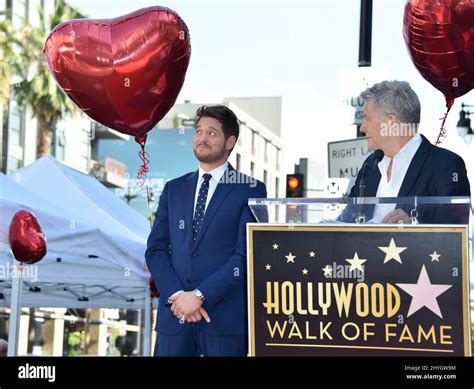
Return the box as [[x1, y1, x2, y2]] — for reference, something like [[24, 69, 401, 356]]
[[124, 184, 143, 204], [456, 103, 473, 144]]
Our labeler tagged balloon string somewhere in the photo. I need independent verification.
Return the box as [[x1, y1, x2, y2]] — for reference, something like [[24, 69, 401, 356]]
[[436, 111, 448, 145], [134, 135, 153, 228], [135, 135, 149, 186], [145, 182, 153, 229], [435, 97, 454, 145]]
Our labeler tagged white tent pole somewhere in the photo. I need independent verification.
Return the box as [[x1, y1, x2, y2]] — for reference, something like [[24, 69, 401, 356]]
[[143, 289, 151, 356], [7, 268, 23, 356]]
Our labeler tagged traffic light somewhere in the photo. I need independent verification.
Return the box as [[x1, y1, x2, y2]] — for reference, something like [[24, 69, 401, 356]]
[[286, 173, 305, 198]]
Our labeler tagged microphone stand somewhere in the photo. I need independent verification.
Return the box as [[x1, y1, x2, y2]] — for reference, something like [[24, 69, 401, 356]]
[[355, 149, 384, 223], [356, 177, 366, 224]]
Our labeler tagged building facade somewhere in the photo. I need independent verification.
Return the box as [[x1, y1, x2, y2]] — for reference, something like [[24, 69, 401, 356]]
[[0, 0, 97, 174], [158, 97, 285, 198]]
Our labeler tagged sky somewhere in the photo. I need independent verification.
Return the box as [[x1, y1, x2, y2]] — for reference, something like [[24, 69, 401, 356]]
[[66, 0, 474, 183]]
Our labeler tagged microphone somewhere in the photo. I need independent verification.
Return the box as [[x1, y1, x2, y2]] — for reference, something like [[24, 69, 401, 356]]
[[356, 149, 384, 223], [358, 149, 384, 197]]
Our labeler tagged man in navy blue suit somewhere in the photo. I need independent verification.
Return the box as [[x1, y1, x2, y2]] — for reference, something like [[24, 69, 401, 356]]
[[146, 105, 266, 356], [345, 80, 470, 224]]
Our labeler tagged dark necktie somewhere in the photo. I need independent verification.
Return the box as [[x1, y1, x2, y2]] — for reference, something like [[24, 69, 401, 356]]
[[192, 173, 212, 241]]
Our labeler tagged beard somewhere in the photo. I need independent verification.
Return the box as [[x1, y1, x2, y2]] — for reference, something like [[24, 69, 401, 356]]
[[193, 144, 228, 164]]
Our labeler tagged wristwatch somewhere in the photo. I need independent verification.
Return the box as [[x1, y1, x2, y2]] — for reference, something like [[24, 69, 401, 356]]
[[194, 289, 205, 301]]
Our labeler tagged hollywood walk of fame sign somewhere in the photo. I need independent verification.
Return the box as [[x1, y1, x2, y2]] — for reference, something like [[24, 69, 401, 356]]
[[247, 224, 471, 356]]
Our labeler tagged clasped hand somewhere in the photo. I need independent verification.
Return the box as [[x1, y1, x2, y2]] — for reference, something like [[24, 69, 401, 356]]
[[170, 291, 211, 323]]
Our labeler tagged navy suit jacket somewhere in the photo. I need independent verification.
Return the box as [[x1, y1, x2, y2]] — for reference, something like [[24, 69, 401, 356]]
[[145, 164, 267, 335], [343, 135, 471, 223]]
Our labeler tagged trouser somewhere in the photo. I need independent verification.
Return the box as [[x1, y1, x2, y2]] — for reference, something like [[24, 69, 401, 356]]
[[154, 323, 247, 357]]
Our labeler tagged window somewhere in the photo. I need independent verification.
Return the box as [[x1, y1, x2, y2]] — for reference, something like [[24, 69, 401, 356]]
[[56, 129, 66, 161], [12, 0, 28, 28], [236, 153, 241, 170], [264, 140, 270, 163], [275, 177, 280, 198], [237, 126, 244, 147], [7, 156, 21, 173], [79, 128, 90, 170], [263, 170, 268, 186], [251, 131, 257, 155], [245, 126, 252, 151], [250, 162, 255, 178], [269, 144, 277, 166], [258, 137, 265, 159], [9, 100, 23, 147], [276, 147, 281, 170]]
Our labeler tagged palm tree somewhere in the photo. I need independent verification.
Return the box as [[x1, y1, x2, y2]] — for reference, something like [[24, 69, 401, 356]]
[[0, 10, 23, 173], [0, 10, 19, 106], [13, 0, 83, 157]]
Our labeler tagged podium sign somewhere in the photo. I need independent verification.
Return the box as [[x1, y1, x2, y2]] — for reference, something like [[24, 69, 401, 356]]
[[247, 224, 471, 356]]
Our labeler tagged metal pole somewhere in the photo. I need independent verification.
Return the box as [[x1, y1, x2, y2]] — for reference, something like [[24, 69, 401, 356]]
[[358, 0, 373, 67], [143, 289, 151, 356], [136, 309, 141, 355], [357, 0, 373, 137], [7, 268, 23, 356]]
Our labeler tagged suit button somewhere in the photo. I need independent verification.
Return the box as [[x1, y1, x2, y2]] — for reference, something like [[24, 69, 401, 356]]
[[186, 279, 191, 284], [192, 253, 198, 258]]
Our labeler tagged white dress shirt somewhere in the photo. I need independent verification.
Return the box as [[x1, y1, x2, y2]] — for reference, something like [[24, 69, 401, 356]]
[[371, 134, 422, 223], [167, 162, 230, 301], [193, 161, 229, 214]]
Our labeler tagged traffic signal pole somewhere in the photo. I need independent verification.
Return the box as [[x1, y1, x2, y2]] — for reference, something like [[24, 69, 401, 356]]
[[359, 0, 372, 67], [357, 0, 373, 137]]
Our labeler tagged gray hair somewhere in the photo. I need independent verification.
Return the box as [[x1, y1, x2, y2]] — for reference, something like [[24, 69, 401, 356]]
[[361, 80, 421, 126]]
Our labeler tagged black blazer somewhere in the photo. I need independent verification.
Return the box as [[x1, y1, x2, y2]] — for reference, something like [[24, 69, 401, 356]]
[[342, 135, 471, 224]]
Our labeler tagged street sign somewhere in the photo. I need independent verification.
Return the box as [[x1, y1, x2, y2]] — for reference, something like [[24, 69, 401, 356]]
[[338, 67, 387, 125], [328, 137, 371, 179]]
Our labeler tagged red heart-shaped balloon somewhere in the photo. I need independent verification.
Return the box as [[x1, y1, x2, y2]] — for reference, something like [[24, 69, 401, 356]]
[[44, 6, 191, 138], [403, 0, 474, 107], [9, 210, 47, 264]]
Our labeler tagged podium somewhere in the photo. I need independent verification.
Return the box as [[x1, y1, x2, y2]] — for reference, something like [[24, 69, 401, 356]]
[[247, 196, 472, 356]]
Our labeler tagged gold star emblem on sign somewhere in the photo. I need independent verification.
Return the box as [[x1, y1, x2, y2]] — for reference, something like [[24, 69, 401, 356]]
[[273, 243, 279, 250], [309, 251, 316, 258], [265, 264, 271, 270], [430, 251, 441, 262], [345, 252, 367, 272], [378, 238, 407, 264], [285, 252, 296, 263], [302, 268, 308, 275]]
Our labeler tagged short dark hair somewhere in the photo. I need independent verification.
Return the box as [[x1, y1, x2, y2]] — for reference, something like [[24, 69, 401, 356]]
[[195, 105, 240, 140]]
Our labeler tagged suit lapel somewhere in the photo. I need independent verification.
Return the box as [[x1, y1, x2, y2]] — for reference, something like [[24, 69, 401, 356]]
[[363, 169, 381, 219], [364, 168, 381, 197], [397, 135, 430, 196], [193, 165, 237, 249], [183, 170, 198, 248]]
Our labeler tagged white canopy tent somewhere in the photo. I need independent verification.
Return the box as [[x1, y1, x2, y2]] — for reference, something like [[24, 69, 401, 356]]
[[0, 158, 155, 355], [9, 156, 150, 264]]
